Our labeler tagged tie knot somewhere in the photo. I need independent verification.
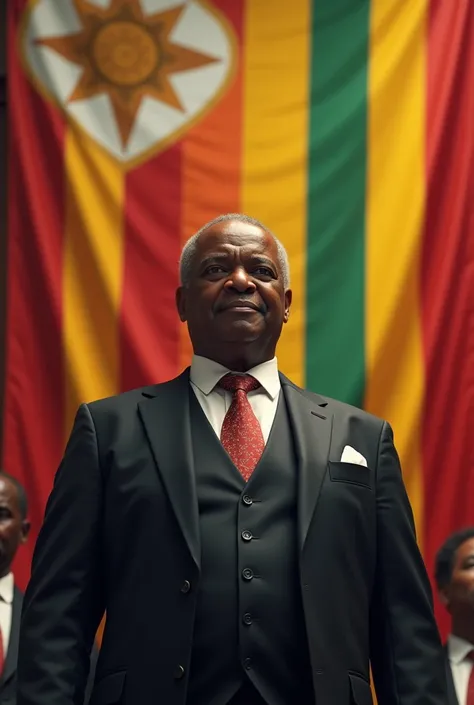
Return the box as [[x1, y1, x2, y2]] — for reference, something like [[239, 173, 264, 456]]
[[218, 373, 261, 395]]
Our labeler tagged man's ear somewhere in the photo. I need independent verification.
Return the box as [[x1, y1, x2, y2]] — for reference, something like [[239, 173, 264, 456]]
[[283, 289, 292, 323], [20, 519, 31, 544], [176, 287, 187, 322], [438, 587, 450, 609]]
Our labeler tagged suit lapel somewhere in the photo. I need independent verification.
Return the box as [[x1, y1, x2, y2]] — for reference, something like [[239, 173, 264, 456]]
[[444, 645, 460, 705], [138, 369, 200, 570], [280, 375, 332, 554], [1, 587, 22, 685]]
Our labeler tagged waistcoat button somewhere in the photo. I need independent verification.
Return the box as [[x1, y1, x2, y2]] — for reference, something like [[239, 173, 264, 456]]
[[242, 568, 254, 581], [241, 530, 253, 542], [173, 665, 185, 680]]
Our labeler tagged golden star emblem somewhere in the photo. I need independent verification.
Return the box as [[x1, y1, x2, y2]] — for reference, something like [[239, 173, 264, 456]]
[[37, 0, 219, 148]]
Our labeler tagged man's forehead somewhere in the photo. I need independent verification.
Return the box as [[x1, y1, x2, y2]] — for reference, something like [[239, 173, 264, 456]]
[[197, 222, 274, 253], [0, 478, 18, 507]]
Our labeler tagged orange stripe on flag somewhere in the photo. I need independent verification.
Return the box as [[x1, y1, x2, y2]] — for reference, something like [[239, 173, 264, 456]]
[[179, 1, 244, 371]]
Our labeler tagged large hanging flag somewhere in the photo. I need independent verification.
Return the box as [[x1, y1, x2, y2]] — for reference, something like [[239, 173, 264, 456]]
[[4, 0, 474, 638]]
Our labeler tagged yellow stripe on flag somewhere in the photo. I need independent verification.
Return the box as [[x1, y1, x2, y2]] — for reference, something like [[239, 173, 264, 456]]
[[241, 1, 310, 387], [365, 0, 427, 534], [63, 128, 124, 434]]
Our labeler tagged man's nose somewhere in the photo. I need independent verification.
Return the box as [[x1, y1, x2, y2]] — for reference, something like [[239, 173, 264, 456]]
[[225, 267, 256, 292]]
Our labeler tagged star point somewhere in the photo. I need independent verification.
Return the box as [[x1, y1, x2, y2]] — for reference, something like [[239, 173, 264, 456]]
[[36, 0, 219, 148]]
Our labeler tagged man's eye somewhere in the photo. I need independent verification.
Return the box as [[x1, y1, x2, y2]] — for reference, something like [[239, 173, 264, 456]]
[[205, 265, 226, 275], [254, 267, 274, 277]]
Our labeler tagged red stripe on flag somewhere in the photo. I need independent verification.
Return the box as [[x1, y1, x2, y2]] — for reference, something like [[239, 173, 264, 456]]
[[422, 0, 474, 638], [3, 2, 65, 589], [120, 145, 183, 391]]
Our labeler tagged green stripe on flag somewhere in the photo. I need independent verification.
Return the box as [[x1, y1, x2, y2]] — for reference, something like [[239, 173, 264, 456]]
[[305, 0, 370, 406]]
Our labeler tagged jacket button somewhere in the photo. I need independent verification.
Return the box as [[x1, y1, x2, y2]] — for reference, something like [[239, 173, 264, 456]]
[[180, 580, 191, 594], [242, 495, 253, 506], [242, 613, 253, 626], [242, 568, 254, 581], [173, 665, 185, 680], [243, 658, 252, 670], [241, 530, 253, 542]]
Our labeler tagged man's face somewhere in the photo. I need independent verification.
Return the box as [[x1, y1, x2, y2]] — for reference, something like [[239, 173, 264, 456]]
[[176, 220, 291, 359], [442, 537, 474, 619], [0, 477, 29, 578]]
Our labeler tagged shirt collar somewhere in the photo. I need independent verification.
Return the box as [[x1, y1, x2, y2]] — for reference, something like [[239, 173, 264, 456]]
[[448, 634, 474, 664], [0, 572, 14, 605], [190, 355, 280, 400]]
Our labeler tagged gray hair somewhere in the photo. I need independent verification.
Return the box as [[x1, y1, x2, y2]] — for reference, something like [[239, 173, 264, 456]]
[[179, 213, 290, 288]]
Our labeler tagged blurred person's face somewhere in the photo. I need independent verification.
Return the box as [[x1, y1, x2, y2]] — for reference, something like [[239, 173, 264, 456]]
[[440, 537, 474, 623], [0, 477, 30, 578]]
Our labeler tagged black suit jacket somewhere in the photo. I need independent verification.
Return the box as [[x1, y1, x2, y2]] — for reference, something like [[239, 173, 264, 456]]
[[17, 371, 448, 705]]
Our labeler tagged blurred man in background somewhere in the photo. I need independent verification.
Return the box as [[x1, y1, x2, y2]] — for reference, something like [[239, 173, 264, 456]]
[[435, 527, 474, 705], [0, 470, 97, 705], [0, 471, 30, 705]]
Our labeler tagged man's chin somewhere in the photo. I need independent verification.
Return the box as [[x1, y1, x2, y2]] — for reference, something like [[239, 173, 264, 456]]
[[217, 320, 263, 343]]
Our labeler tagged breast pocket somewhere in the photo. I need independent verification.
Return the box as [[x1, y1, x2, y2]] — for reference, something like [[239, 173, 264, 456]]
[[329, 461, 372, 489]]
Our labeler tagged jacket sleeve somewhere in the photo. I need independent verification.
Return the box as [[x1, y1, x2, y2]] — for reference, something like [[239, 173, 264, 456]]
[[17, 404, 105, 705], [369, 421, 448, 705]]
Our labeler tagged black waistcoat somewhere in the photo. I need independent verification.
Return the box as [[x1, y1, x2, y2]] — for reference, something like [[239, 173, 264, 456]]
[[186, 389, 314, 705]]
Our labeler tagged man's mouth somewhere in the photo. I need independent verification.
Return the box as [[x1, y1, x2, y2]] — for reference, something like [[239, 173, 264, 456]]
[[218, 300, 263, 313]]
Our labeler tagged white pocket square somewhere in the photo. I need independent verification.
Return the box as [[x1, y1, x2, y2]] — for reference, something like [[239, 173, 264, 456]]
[[340, 445, 368, 467]]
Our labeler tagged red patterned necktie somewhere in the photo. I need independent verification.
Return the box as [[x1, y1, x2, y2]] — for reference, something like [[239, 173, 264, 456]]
[[467, 650, 474, 705], [218, 373, 265, 482]]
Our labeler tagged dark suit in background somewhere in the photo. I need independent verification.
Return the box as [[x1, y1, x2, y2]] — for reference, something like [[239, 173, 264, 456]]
[[0, 587, 22, 705], [445, 645, 459, 705], [435, 529, 474, 705]]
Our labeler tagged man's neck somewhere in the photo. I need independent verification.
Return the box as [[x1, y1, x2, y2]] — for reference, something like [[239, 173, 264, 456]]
[[452, 624, 474, 646], [194, 349, 275, 372]]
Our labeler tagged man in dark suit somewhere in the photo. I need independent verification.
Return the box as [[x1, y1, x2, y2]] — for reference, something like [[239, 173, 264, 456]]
[[0, 471, 98, 705], [0, 472, 30, 705], [435, 528, 474, 705], [17, 213, 447, 705]]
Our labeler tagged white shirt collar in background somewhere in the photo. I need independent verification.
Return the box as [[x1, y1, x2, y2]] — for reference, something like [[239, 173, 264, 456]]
[[0, 572, 14, 605]]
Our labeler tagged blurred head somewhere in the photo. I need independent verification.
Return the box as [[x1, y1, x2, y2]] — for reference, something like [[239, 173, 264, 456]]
[[435, 527, 474, 639], [0, 471, 30, 579], [176, 214, 291, 371]]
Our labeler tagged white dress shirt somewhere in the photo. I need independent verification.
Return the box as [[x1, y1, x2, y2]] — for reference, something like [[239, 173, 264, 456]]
[[448, 634, 474, 705], [0, 572, 14, 657], [189, 355, 281, 443]]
